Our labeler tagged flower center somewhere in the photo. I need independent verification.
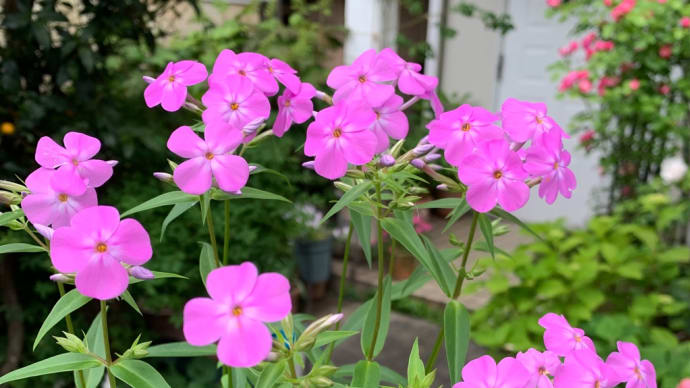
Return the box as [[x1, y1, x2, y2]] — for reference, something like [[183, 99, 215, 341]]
[[58, 193, 68, 202], [284, 99, 291, 107], [72, 159, 79, 166], [575, 334, 582, 342], [232, 306, 243, 316], [461, 122, 471, 132], [375, 111, 381, 120], [168, 75, 175, 83], [553, 162, 559, 170], [238, 70, 246, 76], [95, 243, 107, 253], [536, 116, 544, 124], [205, 152, 215, 160], [493, 170, 503, 179], [538, 367, 547, 375], [594, 381, 601, 388], [230, 102, 239, 111], [333, 128, 342, 138], [633, 367, 641, 378], [267, 66, 274, 74], [358, 75, 367, 83]]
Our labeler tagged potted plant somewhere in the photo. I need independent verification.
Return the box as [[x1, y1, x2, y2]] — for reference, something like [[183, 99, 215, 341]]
[[290, 204, 333, 295]]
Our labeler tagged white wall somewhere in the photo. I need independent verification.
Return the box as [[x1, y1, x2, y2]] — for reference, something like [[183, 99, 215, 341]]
[[344, 0, 399, 64]]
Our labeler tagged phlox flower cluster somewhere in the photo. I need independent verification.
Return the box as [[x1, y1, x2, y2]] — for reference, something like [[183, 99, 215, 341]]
[[20, 131, 155, 300], [453, 313, 656, 388]]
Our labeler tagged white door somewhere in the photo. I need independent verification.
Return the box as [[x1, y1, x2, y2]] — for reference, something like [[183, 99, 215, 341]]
[[496, 0, 605, 227]]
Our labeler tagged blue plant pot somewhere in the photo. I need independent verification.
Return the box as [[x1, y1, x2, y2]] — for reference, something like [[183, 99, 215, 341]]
[[294, 238, 333, 284]]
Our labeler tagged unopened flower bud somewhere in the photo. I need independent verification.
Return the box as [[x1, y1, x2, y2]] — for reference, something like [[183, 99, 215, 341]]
[[418, 135, 429, 145], [153, 172, 173, 183], [129, 266, 154, 280], [0, 191, 20, 205], [0, 180, 27, 192], [311, 377, 334, 387], [424, 152, 441, 162], [242, 117, 266, 136], [265, 352, 279, 361], [167, 159, 178, 171], [50, 273, 70, 283], [302, 161, 315, 170], [142, 76, 155, 84], [428, 164, 442, 171], [334, 182, 352, 192], [389, 139, 405, 157], [411, 158, 426, 169], [35, 224, 54, 240], [106, 160, 119, 167], [20, 191, 29, 199], [248, 165, 258, 173], [412, 144, 434, 156], [379, 154, 395, 167], [345, 169, 365, 179], [315, 90, 333, 104], [54, 332, 87, 353], [436, 184, 449, 191]]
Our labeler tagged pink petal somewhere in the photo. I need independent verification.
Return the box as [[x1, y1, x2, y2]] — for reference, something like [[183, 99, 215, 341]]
[[160, 83, 187, 112], [63, 132, 101, 161], [362, 82, 395, 107], [240, 91, 271, 121], [341, 131, 377, 165], [205, 125, 243, 154], [211, 155, 249, 193], [276, 72, 302, 94], [291, 98, 314, 124], [327, 65, 354, 89], [22, 193, 59, 227], [77, 159, 113, 188], [466, 179, 499, 213], [206, 263, 258, 304], [144, 81, 164, 108], [314, 142, 348, 179], [495, 357, 531, 388], [50, 226, 93, 272], [217, 316, 272, 368], [273, 109, 292, 138], [167, 126, 206, 158], [380, 111, 408, 139], [177, 60, 208, 85], [458, 154, 493, 185], [52, 166, 87, 196], [444, 135, 474, 166], [173, 157, 213, 195], [183, 297, 227, 346], [75, 255, 129, 300], [497, 179, 530, 211], [371, 124, 390, 154], [462, 355, 497, 384], [242, 273, 291, 322], [35, 136, 68, 168], [70, 206, 121, 239], [107, 218, 152, 265], [25, 167, 53, 192]]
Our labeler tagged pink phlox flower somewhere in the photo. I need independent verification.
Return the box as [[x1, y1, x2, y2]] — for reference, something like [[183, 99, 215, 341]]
[[274, 82, 316, 138], [500, 98, 567, 143], [144, 60, 208, 112], [327, 49, 397, 107], [546, 0, 562, 7], [265, 58, 301, 94], [558, 41, 578, 57], [304, 103, 377, 180], [524, 131, 576, 204], [167, 125, 249, 195], [452, 355, 531, 388], [681, 17, 690, 28], [202, 74, 271, 133], [606, 341, 657, 388], [597, 76, 620, 96], [578, 78, 593, 93], [183, 263, 291, 367], [538, 313, 596, 357], [594, 40, 615, 52], [421, 90, 444, 118], [516, 348, 562, 388], [35, 131, 114, 193], [369, 94, 409, 153], [582, 32, 597, 49], [554, 351, 616, 388], [559, 70, 589, 92], [209, 50, 278, 96], [659, 84, 670, 95], [628, 79, 640, 91], [427, 103, 503, 166], [659, 44, 672, 59], [612, 0, 636, 21], [21, 168, 97, 228], [457, 139, 530, 213], [413, 214, 432, 234], [50, 206, 152, 300], [604, 0, 613, 6], [398, 61, 438, 96], [677, 378, 690, 388]]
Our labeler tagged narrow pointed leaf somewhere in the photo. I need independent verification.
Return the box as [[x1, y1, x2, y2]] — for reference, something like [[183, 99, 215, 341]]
[[443, 199, 471, 233], [351, 360, 381, 388], [490, 207, 543, 241], [255, 360, 287, 388], [444, 301, 470, 384], [145, 342, 217, 358], [120, 290, 142, 316], [129, 271, 187, 284], [199, 242, 217, 286], [421, 235, 456, 297], [414, 197, 463, 209], [360, 277, 392, 359], [82, 312, 106, 388], [34, 288, 91, 350], [121, 191, 198, 217], [211, 187, 291, 203], [349, 209, 373, 267], [0, 209, 24, 226], [0, 243, 46, 254], [0, 353, 101, 384], [477, 213, 495, 259], [322, 181, 373, 224], [110, 359, 171, 388], [160, 201, 197, 241], [314, 330, 359, 348], [200, 191, 211, 224], [407, 338, 425, 384]]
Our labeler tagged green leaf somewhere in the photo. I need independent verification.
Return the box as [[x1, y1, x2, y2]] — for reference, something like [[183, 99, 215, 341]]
[[350, 209, 373, 267], [323, 181, 373, 224], [110, 359, 171, 388], [444, 301, 470, 384], [351, 360, 381, 388], [314, 330, 359, 348], [407, 338, 425, 385], [120, 290, 142, 316], [34, 288, 91, 350], [121, 191, 198, 217], [200, 191, 211, 224], [0, 209, 24, 226], [0, 243, 46, 254], [199, 242, 217, 286], [421, 236, 456, 297], [255, 360, 287, 388], [160, 201, 198, 241], [0, 353, 102, 384], [211, 187, 291, 203], [443, 199, 471, 233], [360, 277, 392, 359], [129, 271, 187, 284], [478, 213, 495, 259], [82, 313, 106, 388], [146, 342, 217, 357], [490, 208, 543, 241], [414, 197, 463, 209]]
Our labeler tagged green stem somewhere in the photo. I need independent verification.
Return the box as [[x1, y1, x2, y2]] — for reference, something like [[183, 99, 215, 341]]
[[424, 212, 479, 373], [366, 182, 386, 361], [205, 203, 221, 268], [23, 225, 48, 251], [224, 366, 233, 388], [288, 355, 297, 378], [100, 300, 116, 388], [57, 283, 86, 388], [325, 221, 354, 363], [223, 201, 230, 265]]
